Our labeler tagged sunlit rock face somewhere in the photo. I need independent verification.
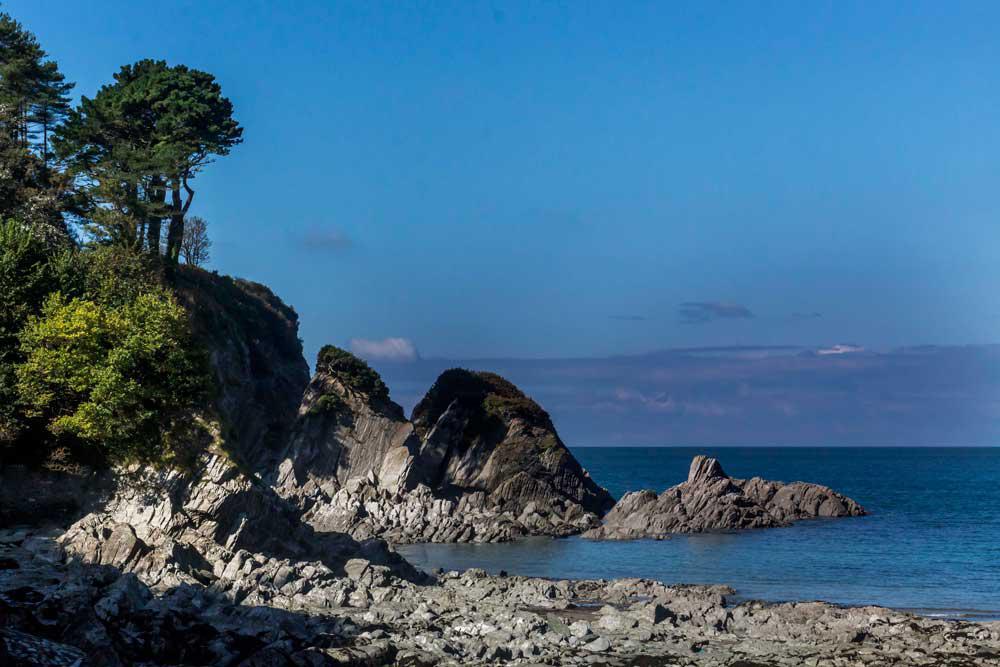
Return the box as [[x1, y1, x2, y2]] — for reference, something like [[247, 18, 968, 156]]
[[585, 455, 865, 540], [273, 347, 423, 510], [273, 363, 614, 543]]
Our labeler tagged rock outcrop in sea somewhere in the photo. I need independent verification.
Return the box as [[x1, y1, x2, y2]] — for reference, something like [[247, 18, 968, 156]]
[[585, 455, 866, 540]]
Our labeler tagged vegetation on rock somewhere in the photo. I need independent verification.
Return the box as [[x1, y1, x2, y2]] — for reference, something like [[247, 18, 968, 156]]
[[1, 221, 211, 466], [17, 289, 209, 464], [315, 345, 390, 403], [412, 368, 553, 437]]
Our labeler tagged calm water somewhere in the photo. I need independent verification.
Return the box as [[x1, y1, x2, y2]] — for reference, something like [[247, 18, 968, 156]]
[[398, 447, 1000, 620]]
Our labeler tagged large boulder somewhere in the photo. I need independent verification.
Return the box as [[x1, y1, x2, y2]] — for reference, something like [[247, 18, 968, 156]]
[[585, 455, 865, 539]]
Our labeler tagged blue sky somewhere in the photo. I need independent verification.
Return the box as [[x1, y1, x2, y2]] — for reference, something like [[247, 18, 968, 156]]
[[10, 1, 1000, 362]]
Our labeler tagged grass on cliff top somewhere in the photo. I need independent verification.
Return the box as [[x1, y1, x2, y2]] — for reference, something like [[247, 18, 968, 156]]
[[316, 345, 390, 403]]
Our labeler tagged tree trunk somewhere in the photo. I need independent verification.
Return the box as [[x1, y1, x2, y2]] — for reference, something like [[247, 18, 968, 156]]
[[165, 183, 182, 264], [146, 176, 166, 255], [165, 175, 194, 265]]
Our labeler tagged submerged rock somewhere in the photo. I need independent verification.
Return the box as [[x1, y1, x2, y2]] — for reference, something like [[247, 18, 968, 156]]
[[585, 455, 866, 539]]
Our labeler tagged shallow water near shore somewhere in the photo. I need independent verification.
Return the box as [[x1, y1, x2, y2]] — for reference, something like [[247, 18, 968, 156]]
[[397, 447, 1000, 621]]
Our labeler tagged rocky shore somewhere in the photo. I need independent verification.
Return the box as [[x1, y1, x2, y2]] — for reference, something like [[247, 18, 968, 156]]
[[4, 524, 1000, 666]]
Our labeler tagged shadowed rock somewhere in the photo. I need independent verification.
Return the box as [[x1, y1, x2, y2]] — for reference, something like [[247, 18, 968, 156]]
[[585, 455, 866, 540]]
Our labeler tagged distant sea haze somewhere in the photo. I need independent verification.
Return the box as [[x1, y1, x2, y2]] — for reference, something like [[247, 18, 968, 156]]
[[371, 345, 1000, 447]]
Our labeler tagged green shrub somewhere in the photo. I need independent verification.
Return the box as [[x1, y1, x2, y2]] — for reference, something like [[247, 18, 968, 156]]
[[16, 289, 210, 464], [316, 345, 389, 402], [0, 221, 83, 444], [308, 392, 345, 416], [81, 244, 164, 307]]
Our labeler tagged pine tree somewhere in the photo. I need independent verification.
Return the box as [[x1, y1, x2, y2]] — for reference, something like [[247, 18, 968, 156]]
[[0, 12, 75, 241], [56, 60, 241, 262]]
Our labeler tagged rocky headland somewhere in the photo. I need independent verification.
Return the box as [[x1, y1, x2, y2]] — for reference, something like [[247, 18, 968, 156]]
[[585, 455, 866, 540], [2, 270, 997, 666]]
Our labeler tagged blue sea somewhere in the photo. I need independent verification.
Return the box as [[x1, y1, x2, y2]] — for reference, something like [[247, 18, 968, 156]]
[[397, 447, 1000, 620]]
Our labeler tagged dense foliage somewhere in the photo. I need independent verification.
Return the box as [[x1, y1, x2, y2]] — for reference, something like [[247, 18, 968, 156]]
[[0, 221, 74, 442], [0, 11, 236, 467], [0, 221, 211, 466], [0, 14, 75, 240], [316, 345, 390, 403], [17, 290, 208, 463], [56, 60, 241, 261]]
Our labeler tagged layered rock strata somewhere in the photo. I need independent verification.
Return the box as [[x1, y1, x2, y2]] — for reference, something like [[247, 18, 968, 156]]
[[273, 363, 614, 543], [586, 455, 865, 540]]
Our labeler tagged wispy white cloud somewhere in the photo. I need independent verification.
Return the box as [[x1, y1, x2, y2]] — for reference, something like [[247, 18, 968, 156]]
[[349, 337, 419, 362], [816, 344, 864, 356], [614, 387, 735, 417], [302, 228, 352, 251]]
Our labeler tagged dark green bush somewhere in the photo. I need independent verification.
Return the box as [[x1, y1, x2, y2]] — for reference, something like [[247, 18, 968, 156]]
[[412, 368, 552, 437], [0, 221, 83, 445], [316, 345, 389, 402]]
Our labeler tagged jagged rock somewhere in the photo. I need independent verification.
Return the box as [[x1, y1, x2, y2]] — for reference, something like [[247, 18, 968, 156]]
[[410, 370, 613, 517], [60, 451, 425, 605], [273, 346, 423, 522], [585, 455, 866, 539], [272, 361, 614, 543]]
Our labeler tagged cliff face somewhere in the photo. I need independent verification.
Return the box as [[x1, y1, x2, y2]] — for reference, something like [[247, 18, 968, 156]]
[[585, 455, 865, 540], [271, 365, 614, 543], [175, 269, 310, 470]]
